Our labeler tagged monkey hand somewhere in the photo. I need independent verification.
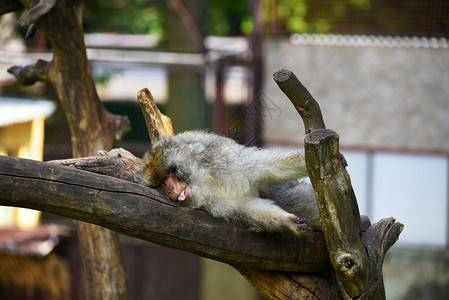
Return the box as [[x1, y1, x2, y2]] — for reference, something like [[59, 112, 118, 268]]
[[286, 217, 313, 236]]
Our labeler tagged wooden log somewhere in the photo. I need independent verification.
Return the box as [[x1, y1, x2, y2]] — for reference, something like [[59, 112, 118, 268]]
[[52, 146, 370, 300], [0, 154, 331, 273]]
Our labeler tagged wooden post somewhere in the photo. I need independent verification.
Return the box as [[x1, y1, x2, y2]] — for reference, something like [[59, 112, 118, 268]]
[[6, 1, 131, 299]]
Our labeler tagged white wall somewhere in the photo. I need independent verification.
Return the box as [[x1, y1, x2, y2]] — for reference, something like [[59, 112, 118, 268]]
[[344, 151, 448, 247]]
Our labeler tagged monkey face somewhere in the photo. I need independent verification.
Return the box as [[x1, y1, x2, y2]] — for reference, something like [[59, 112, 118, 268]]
[[162, 174, 191, 202]]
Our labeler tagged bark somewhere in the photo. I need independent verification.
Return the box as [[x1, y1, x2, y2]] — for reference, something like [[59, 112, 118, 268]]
[[305, 129, 369, 298], [136, 88, 175, 142], [4, 1, 130, 299], [235, 266, 342, 300]]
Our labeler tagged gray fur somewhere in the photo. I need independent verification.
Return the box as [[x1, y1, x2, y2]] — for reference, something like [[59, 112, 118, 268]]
[[136, 131, 321, 235]]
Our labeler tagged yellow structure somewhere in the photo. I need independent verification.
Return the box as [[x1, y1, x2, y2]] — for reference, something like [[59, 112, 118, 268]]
[[0, 97, 55, 229]]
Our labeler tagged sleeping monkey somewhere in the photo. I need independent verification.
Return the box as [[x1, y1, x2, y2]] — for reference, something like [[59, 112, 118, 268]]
[[135, 131, 321, 236]]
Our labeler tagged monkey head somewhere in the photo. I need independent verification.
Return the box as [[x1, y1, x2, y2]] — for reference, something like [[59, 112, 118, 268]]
[[136, 137, 199, 203]]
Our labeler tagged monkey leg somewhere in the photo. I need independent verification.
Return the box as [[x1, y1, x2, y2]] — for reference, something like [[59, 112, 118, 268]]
[[244, 149, 309, 185], [236, 198, 313, 236]]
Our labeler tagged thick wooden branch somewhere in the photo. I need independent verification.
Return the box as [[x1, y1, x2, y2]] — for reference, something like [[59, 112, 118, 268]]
[[305, 129, 369, 298], [235, 266, 342, 300], [273, 66, 326, 134], [54, 148, 374, 300], [0, 154, 331, 273], [53, 148, 346, 299]]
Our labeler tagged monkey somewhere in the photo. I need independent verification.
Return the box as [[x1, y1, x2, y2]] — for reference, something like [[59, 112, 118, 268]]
[[134, 131, 321, 236]]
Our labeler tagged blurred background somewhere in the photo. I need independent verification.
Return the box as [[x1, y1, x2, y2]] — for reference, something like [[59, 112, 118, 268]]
[[0, 0, 448, 299]]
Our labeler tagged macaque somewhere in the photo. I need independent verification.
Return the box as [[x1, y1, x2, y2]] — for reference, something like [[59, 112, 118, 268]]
[[135, 131, 321, 236]]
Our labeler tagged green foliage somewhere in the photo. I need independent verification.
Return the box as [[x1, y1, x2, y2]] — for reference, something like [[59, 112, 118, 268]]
[[240, 15, 254, 35], [207, 0, 251, 36], [83, 0, 251, 37], [83, 0, 164, 37], [269, 0, 371, 34], [81, 0, 446, 38]]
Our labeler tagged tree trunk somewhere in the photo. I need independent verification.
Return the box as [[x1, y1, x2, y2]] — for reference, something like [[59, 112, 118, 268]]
[[5, 1, 131, 299]]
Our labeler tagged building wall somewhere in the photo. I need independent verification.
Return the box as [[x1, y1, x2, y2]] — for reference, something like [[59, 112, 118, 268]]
[[263, 35, 449, 152]]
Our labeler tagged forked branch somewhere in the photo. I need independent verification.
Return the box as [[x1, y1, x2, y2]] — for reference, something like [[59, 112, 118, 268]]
[[274, 66, 403, 299]]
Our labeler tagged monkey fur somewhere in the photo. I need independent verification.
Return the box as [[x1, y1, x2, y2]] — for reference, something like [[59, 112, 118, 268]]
[[135, 131, 321, 236]]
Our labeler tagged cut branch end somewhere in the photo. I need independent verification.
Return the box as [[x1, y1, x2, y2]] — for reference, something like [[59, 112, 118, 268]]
[[273, 66, 325, 134], [137, 88, 175, 142]]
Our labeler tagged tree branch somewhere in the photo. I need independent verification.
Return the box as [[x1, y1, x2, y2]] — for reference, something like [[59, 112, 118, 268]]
[[273, 66, 326, 134], [50, 148, 141, 182], [7, 59, 51, 85], [137, 88, 175, 142], [360, 217, 403, 298], [0, 154, 331, 273], [305, 129, 369, 298]]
